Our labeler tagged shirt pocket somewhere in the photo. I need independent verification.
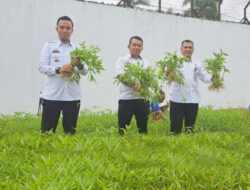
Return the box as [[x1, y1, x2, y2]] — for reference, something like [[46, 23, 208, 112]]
[[50, 52, 63, 65]]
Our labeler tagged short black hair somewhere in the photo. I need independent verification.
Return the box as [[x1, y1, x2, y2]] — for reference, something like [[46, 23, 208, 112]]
[[160, 90, 165, 95], [181, 39, 194, 47], [129, 36, 143, 45], [57, 16, 74, 28]]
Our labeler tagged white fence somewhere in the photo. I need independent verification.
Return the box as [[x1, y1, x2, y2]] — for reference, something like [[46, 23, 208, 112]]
[[0, 0, 250, 114]]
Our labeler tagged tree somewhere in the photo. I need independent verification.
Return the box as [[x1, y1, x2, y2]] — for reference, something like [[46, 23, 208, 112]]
[[117, 0, 149, 8], [183, 0, 220, 20]]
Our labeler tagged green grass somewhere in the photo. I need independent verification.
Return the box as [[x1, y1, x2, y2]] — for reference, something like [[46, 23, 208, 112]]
[[0, 107, 249, 189]]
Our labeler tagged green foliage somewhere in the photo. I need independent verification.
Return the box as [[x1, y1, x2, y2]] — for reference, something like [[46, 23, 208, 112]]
[[204, 49, 229, 91], [156, 51, 189, 86], [118, 0, 149, 8], [69, 42, 104, 83], [183, 0, 220, 20], [114, 62, 162, 100], [132, 0, 149, 6], [0, 107, 249, 189], [167, 7, 174, 14]]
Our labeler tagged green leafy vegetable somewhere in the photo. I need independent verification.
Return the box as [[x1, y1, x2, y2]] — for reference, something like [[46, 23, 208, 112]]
[[156, 51, 189, 86], [114, 62, 162, 100], [204, 49, 229, 91], [61, 42, 104, 83]]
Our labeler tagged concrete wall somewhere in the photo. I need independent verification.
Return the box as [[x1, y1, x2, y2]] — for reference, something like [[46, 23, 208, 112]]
[[1, 0, 249, 114]]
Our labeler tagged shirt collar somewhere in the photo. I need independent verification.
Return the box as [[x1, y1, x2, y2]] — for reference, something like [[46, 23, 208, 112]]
[[57, 40, 73, 47], [127, 53, 143, 60]]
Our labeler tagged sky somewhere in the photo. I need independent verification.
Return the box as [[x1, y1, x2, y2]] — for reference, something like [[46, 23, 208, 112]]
[[84, 0, 250, 23]]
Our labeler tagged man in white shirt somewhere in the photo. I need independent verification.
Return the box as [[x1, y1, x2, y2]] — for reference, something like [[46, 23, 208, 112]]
[[39, 16, 88, 134], [168, 40, 213, 134], [116, 36, 150, 135]]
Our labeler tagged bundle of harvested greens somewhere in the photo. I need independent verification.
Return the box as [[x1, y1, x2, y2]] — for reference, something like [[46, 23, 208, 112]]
[[61, 42, 104, 83], [114, 62, 162, 100], [204, 49, 229, 91], [156, 51, 189, 86]]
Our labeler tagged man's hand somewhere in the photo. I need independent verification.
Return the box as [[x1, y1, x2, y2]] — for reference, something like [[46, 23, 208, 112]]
[[161, 104, 169, 110], [72, 58, 83, 70], [166, 68, 172, 76], [117, 75, 142, 92], [132, 84, 139, 91], [211, 73, 220, 81], [132, 82, 144, 91], [60, 64, 72, 73]]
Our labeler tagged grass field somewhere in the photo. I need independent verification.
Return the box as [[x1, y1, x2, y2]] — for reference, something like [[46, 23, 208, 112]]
[[0, 107, 249, 189]]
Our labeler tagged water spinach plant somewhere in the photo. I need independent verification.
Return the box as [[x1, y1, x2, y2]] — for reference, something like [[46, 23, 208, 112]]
[[114, 62, 162, 100], [61, 42, 104, 83], [156, 51, 189, 86], [204, 49, 229, 91]]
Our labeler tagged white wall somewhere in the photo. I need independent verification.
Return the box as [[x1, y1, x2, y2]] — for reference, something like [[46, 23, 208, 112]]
[[0, 0, 249, 114]]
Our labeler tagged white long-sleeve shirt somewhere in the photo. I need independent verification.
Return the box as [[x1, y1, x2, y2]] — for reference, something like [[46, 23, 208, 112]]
[[115, 54, 150, 100], [170, 59, 212, 103], [39, 40, 88, 101]]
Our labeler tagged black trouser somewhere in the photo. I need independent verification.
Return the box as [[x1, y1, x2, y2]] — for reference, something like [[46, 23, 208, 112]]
[[170, 101, 198, 134], [118, 99, 150, 134], [41, 99, 80, 134]]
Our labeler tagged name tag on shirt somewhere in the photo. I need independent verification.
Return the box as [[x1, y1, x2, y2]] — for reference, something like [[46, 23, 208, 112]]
[[52, 48, 60, 53]]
